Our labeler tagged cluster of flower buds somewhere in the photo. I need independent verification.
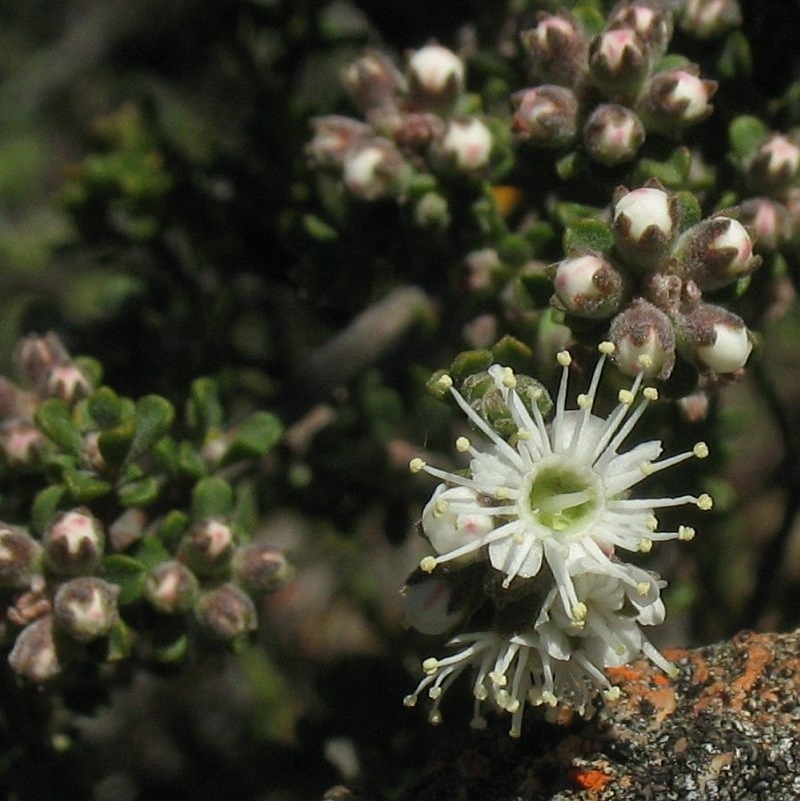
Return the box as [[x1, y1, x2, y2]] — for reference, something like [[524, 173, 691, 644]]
[[514, 2, 723, 168], [306, 43, 509, 226], [0, 333, 293, 683], [550, 183, 760, 381]]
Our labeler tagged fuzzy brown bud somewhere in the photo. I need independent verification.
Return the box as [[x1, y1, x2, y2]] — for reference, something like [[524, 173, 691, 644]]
[[0, 419, 47, 468], [53, 577, 119, 642], [583, 104, 645, 166], [177, 518, 236, 577], [609, 298, 676, 379], [194, 583, 257, 642], [520, 13, 588, 86], [144, 560, 200, 613], [342, 138, 409, 201], [612, 185, 679, 270], [232, 543, 294, 594], [15, 333, 70, 388], [8, 616, 62, 683], [511, 85, 579, 148], [676, 303, 752, 374], [43, 508, 105, 576], [551, 251, 628, 318], [305, 116, 372, 171], [588, 27, 650, 97], [341, 50, 404, 112], [406, 44, 464, 110], [0, 526, 42, 588], [637, 67, 717, 135]]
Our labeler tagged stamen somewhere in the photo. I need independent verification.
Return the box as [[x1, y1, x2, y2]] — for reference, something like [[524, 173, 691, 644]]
[[420, 556, 437, 573], [643, 387, 659, 401], [455, 436, 470, 452], [618, 389, 635, 405], [693, 441, 709, 458], [678, 525, 695, 541], [556, 350, 572, 367], [433, 374, 453, 391], [638, 354, 653, 370], [409, 457, 426, 473], [500, 367, 517, 388], [598, 341, 615, 355], [639, 538, 653, 553], [697, 493, 713, 511], [422, 657, 439, 674]]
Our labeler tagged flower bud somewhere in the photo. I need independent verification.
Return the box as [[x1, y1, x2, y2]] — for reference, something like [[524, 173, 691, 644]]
[[583, 104, 645, 166], [0, 526, 42, 588], [612, 186, 678, 270], [414, 192, 450, 230], [342, 138, 408, 201], [194, 583, 257, 642], [306, 116, 372, 170], [520, 13, 588, 86], [465, 248, 502, 292], [15, 333, 70, 388], [341, 50, 404, 112], [677, 304, 752, 374], [406, 44, 464, 110], [739, 197, 792, 251], [672, 216, 761, 290], [394, 112, 446, 155], [744, 133, 800, 192], [177, 518, 236, 577], [0, 419, 46, 468], [511, 85, 579, 148], [144, 560, 199, 613], [43, 508, 105, 576], [588, 27, 649, 96], [402, 576, 465, 635], [108, 507, 148, 552], [8, 616, 62, 683], [232, 542, 294, 595], [679, 0, 742, 39], [43, 364, 92, 402], [609, 4, 673, 58], [551, 251, 627, 318], [422, 484, 494, 561], [53, 577, 119, 642], [637, 68, 717, 135], [434, 117, 494, 173], [609, 299, 676, 379]]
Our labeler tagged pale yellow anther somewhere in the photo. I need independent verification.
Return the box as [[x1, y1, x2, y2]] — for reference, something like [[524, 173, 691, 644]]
[[409, 457, 426, 474], [501, 367, 517, 388], [512, 532, 525, 544], [647, 515, 658, 531], [434, 498, 449, 515], [618, 389, 635, 405], [643, 387, 659, 401], [697, 493, 713, 511], [541, 690, 558, 707], [693, 441, 709, 459], [403, 694, 418, 707], [638, 353, 653, 369], [640, 461, 654, 476], [667, 664, 679, 679], [516, 428, 531, 440], [637, 581, 651, 597], [577, 393, 592, 409], [489, 671, 507, 687], [455, 436, 470, 452], [614, 644, 626, 656], [599, 341, 616, 355], [422, 657, 439, 674], [506, 698, 521, 713], [678, 525, 696, 541], [428, 686, 442, 700], [495, 486, 511, 500], [435, 374, 453, 391], [639, 537, 653, 553], [474, 685, 488, 701], [420, 556, 437, 573], [572, 602, 588, 622], [429, 710, 443, 725], [603, 686, 622, 702], [557, 350, 572, 367]]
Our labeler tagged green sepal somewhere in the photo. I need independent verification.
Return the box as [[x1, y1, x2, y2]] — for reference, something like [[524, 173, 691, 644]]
[[117, 475, 161, 507], [563, 218, 614, 255], [674, 190, 703, 233], [34, 399, 84, 454], [302, 213, 339, 241], [191, 476, 234, 520], [632, 146, 691, 188], [31, 484, 67, 535], [130, 395, 175, 459], [555, 150, 583, 181], [103, 555, 147, 604], [728, 115, 768, 164], [220, 412, 283, 466], [150, 628, 189, 664], [497, 233, 532, 268], [450, 349, 493, 382], [571, 5, 605, 37], [63, 469, 113, 502], [426, 369, 454, 400], [105, 618, 134, 661], [491, 336, 533, 372]]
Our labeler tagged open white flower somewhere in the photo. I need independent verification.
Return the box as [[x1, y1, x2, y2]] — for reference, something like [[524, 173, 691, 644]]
[[410, 343, 711, 624]]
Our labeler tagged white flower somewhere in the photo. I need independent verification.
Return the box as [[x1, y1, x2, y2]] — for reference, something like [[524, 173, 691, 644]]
[[410, 343, 711, 623]]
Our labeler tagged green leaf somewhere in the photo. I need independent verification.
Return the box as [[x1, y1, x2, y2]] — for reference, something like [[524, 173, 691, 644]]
[[134, 535, 171, 570], [130, 395, 175, 459], [563, 219, 614, 255], [450, 349, 493, 382], [88, 387, 124, 429], [302, 213, 339, 241], [34, 399, 84, 454], [103, 555, 146, 604], [555, 150, 583, 181], [105, 618, 134, 661], [117, 475, 161, 507], [178, 441, 208, 478], [191, 476, 234, 519], [63, 469, 112, 502], [632, 146, 692, 188], [491, 336, 533, 373], [728, 115, 768, 163], [717, 30, 752, 80], [674, 191, 703, 232], [159, 510, 190, 550], [31, 485, 67, 535], [186, 377, 224, 439], [220, 412, 283, 466], [98, 423, 135, 466]]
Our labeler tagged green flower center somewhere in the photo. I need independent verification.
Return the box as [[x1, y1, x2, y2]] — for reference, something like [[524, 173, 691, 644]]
[[527, 461, 600, 535]]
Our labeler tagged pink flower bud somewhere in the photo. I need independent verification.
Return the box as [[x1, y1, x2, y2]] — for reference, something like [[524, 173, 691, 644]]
[[612, 186, 678, 270], [145, 560, 199, 613], [609, 299, 676, 379], [402, 576, 465, 635], [679, 0, 742, 39], [194, 583, 257, 642], [551, 251, 627, 318], [739, 198, 793, 251], [673, 216, 761, 290], [43, 364, 92, 402], [583, 104, 645, 166], [678, 304, 752, 374], [15, 333, 70, 388], [436, 118, 494, 172], [0, 526, 42, 588], [306, 116, 372, 170], [177, 518, 236, 577], [745, 133, 800, 192], [511, 85, 579, 148], [53, 577, 119, 642], [0, 419, 46, 468], [232, 542, 294, 594], [406, 44, 464, 109], [422, 484, 494, 563], [342, 138, 408, 201], [609, 4, 673, 56], [43, 508, 105, 576], [340, 50, 404, 112], [637, 68, 717, 134], [394, 112, 446, 155], [8, 616, 62, 683], [588, 27, 649, 95], [520, 13, 588, 86]]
